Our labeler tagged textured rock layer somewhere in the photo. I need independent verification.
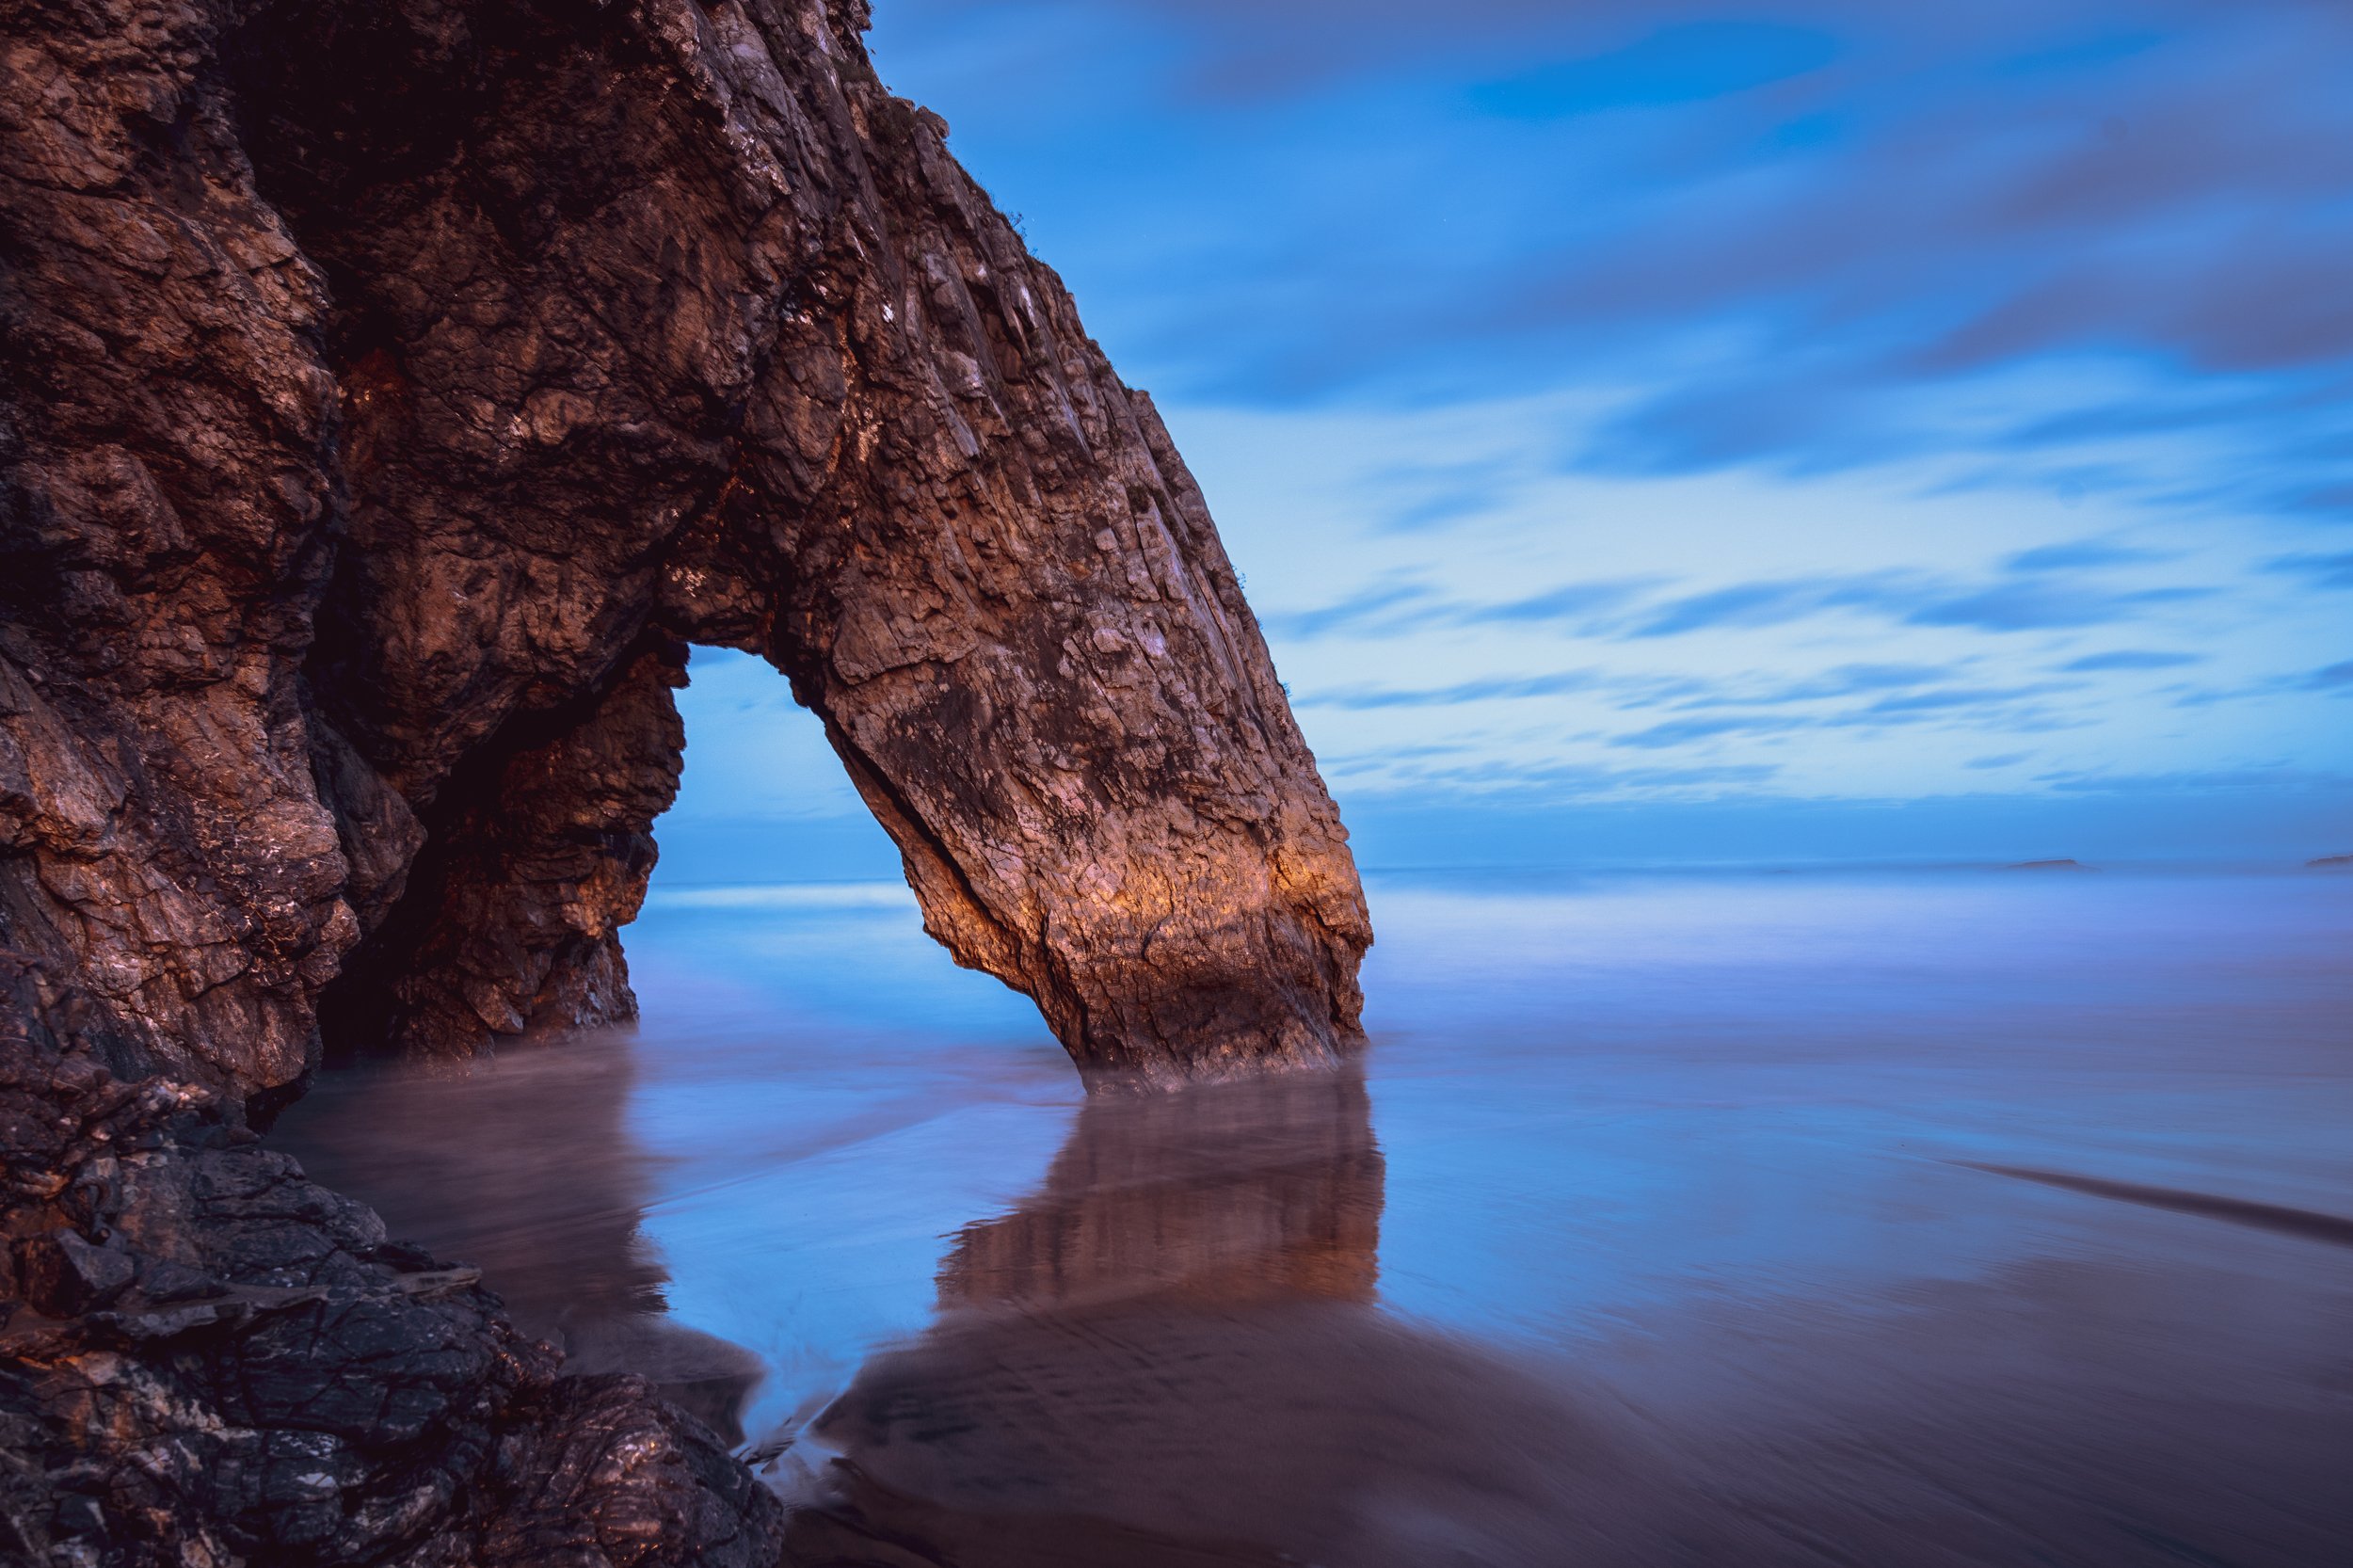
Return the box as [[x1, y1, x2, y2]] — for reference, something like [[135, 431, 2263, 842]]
[[2, 0, 1367, 1559]]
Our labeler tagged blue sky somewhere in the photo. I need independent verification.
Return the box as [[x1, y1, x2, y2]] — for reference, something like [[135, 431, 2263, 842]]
[[668, 0, 2353, 868]]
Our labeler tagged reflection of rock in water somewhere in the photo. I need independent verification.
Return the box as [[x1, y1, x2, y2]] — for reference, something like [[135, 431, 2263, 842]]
[[268, 1035, 762, 1442], [788, 1080, 2353, 1568], [790, 1069, 1647, 1568], [941, 1068, 1385, 1309]]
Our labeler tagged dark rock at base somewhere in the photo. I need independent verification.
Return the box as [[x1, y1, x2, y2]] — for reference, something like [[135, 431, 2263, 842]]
[[2306, 854, 2353, 869], [2004, 858, 2094, 871], [476, 1374, 789, 1568], [0, 1007, 786, 1566]]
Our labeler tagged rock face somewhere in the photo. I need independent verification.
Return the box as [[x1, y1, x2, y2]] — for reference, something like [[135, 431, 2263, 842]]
[[3, 0, 1369, 1101], [1, 0, 1369, 1558]]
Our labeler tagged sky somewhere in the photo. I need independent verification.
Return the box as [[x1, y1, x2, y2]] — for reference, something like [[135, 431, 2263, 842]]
[[666, 0, 2353, 871]]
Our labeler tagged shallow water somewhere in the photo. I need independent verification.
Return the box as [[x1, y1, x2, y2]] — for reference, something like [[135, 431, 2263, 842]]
[[273, 869, 2353, 1565]]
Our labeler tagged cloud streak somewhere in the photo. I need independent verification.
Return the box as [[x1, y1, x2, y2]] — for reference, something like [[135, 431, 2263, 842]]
[[1266, 558, 2214, 647], [1300, 670, 1610, 710], [2266, 552, 2353, 589], [1609, 680, 2079, 749], [2059, 649, 2202, 672], [1259, 576, 1657, 641]]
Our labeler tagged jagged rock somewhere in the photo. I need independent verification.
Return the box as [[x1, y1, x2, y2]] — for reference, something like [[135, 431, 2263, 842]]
[[0, 989, 787, 1565], [3, 0, 1368, 1557], [11, 1230, 137, 1317]]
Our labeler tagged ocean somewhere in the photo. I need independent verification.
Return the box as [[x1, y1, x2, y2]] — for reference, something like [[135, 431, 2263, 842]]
[[273, 866, 2353, 1565]]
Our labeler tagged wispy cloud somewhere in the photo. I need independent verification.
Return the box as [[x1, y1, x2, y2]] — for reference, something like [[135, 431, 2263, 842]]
[[1487, 581, 1657, 622], [2036, 764, 2353, 793], [2280, 482, 2353, 520], [1365, 455, 1527, 532], [1611, 680, 2080, 748], [1860, 683, 2073, 715], [1664, 662, 1958, 709], [1622, 570, 2208, 638], [1259, 580, 1444, 639], [1904, 581, 2211, 632], [2307, 661, 2353, 690], [1260, 576, 1657, 641], [2059, 649, 2203, 671], [1298, 659, 2010, 722], [1627, 575, 1900, 637], [2002, 540, 2173, 572], [2265, 552, 2353, 589], [1465, 21, 1839, 121], [1322, 752, 1786, 796], [1299, 670, 1609, 710], [1269, 559, 2214, 650], [1611, 714, 1807, 749]]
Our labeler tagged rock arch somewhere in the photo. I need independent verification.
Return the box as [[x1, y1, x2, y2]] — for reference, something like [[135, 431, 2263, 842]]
[[4, 0, 1370, 1105]]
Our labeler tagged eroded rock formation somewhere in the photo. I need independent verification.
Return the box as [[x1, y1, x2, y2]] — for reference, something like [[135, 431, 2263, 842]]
[[4, 0, 1368, 1102], [1, 0, 1368, 1558]]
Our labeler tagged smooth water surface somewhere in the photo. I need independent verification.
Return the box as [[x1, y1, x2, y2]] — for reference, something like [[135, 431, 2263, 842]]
[[275, 870, 2353, 1564]]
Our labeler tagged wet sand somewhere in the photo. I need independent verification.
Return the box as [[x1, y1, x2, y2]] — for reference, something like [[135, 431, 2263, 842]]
[[272, 870, 2353, 1565]]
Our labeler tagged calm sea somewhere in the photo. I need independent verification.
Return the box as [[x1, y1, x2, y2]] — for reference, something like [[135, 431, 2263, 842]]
[[275, 868, 2353, 1566]]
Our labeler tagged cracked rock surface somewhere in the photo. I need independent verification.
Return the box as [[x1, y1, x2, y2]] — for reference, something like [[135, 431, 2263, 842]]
[[3, 0, 1367, 1558]]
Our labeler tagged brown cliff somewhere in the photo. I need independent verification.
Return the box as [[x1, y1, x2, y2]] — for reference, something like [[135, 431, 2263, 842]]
[[0, 0, 1369, 1559]]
